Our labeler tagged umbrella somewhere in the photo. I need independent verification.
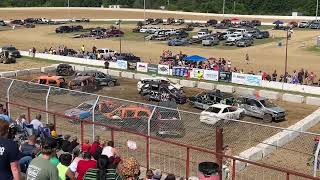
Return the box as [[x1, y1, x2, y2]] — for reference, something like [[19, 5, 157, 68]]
[[273, 20, 284, 25], [183, 55, 207, 62], [230, 17, 240, 21]]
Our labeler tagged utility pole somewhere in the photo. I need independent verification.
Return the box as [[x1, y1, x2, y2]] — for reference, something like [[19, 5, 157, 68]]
[[68, 0, 70, 7], [284, 29, 289, 83], [316, 0, 319, 20], [233, 1, 236, 13], [222, 0, 226, 16], [168, 0, 170, 6], [144, 0, 146, 21]]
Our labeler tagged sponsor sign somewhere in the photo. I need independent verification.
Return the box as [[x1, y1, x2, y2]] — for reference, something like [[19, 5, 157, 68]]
[[172, 67, 188, 77], [192, 68, 204, 79], [231, 73, 246, 85], [158, 65, 170, 75], [147, 64, 158, 74], [136, 62, 148, 72], [219, 71, 232, 82], [116, 60, 128, 70], [245, 74, 262, 86], [203, 70, 219, 81]]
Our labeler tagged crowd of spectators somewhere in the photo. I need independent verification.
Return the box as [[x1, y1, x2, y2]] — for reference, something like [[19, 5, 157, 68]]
[[0, 104, 178, 180]]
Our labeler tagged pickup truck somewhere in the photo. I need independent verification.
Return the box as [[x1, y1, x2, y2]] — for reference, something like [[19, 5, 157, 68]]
[[226, 34, 243, 42], [202, 37, 219, 46], [192, 32, 211, 39]]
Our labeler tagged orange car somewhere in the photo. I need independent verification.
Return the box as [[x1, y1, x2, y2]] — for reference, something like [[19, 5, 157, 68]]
[[32, 75, 67, 88], [104, 105, 152, 120]]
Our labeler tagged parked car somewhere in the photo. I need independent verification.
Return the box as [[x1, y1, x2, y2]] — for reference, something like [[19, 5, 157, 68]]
[[226, 33, 243, 42], [175, 30, 189, 38], [24, 23, 35, 28], [76, 70, 119, 87], [206, 19, 218, 26], [236, 37, 254, 47], [168, 38, 188, 46], [256, 31, 270, 39], [174, 19, 185, 25], [189, 90, 236, 110], [139, 81, 187, 104], [310, 23, 320, 29], [56, 64, 75, 76], [0, 46, 21, 58], [152, 18, 163, 25], [164, 18, 175, 25], [137, 77, 183, 92], [64, 100, 97, 120], [10, 20, 24, 25], [105, 29, 124, 37], [202, 37, 219, 46], [251, 20, 261, 26], [145, 18, 154, 25], [115, 53, 141, 69], [237, 95, 286, 123], [192, 31, 211, 39], [152, 101, 185, 137], [200, 104, 244, 125], [0, 20, 6, 26], [55, 26, 72, 33], [298, 21, 310, 28]]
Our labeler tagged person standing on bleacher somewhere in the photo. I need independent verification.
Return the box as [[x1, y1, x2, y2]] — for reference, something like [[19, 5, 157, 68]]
[[30, 114, 44, 132]]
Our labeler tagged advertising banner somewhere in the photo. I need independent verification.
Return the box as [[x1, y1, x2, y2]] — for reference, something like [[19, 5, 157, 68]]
[[192, 68, 204, 79], [172, 67, 188, 77], [136, 62, 148, 73], [147, 64, 158, 74], [203, 70, 219, 81], [245, 74, 262, 86], [219, 71, 232, 82], [116, 60, 128, 70], [231, 73, 247, 85], [158, 65, 170, 75]]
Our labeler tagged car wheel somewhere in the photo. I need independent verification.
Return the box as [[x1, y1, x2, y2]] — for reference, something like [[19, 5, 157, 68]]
[[107, 81, 115, 87], [263, 114, 273, 123]]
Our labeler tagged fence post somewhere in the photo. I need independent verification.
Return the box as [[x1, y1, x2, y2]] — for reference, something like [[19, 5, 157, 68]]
[[80, 121, 84, 147], [27, 107, 31, 123], [186, 147, 190, 180], [147, 107, 156, 136], [216, 128, 223, 180], [111, 129, 114, 142], [53, 114, 56, 131], [6, 80, 14, 117], [45, 86, 51, 124], [286, 172, 290, 180], [313, 139, 320, 177], [92, 96, 100, 142], [232, 159, 236, 180], [146, 136, 150, 170]]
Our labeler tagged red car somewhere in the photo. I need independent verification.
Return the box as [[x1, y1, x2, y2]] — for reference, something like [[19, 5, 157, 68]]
[[105, 29, 124, 37]]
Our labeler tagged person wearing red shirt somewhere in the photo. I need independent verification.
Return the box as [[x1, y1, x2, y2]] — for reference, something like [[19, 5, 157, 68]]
[[82, 139, 91, 153], [76, 152, 96, 180], [89, 136, 100, 156]]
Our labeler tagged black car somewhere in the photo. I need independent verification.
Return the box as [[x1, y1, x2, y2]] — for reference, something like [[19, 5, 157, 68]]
[[10, 20, 24, 25], [1, 46, 21, 58], [0, 20, 6, 26], [152, 18, 163, 25], [139, 82, 187, 104], [56, 64, 75, 76], [116, 53, 141, 69], [207, 19, 218, 26], [76, 70, 119, 87], [56, 26, 72, 33], [251, 20, 261, 26], [189, 90, 236, 110], [24, 18, 37, 24], [145, 18, 154, 25], [151, 101, 185, 137], [256, 31, 270, 39]]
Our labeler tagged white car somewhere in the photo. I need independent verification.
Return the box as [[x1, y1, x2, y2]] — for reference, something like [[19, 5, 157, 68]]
[[200, 104, 244, 125], [139, 27, 149, 33], [226, 33, 243, 42], [192, 31, 210, 39], [137, 77, 183, 92]]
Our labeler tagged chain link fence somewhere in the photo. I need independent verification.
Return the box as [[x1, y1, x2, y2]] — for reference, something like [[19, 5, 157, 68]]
[[1, 77, 320, 179]]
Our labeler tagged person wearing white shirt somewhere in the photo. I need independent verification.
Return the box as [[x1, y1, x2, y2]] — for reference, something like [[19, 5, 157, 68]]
[[30, 114, 43, 130]]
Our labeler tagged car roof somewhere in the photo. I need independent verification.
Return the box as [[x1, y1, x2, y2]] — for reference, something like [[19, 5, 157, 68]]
[[240, 94, 268, 100], [209, 104, 232, 109], [141, 77, 168, 81]]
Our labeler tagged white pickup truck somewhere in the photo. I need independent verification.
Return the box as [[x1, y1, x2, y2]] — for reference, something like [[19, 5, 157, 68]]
[[192, 31, 210, 39]]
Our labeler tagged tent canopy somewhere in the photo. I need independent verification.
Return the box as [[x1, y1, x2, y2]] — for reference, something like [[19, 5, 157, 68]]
[[273, 20, 284, 24], [183, 55, 207, 62], [230, 17, 240, 21]]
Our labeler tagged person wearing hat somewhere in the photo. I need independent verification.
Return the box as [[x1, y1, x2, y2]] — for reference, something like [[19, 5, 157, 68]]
[[26, 137, 59, 180], [153, 169, 162, 180]]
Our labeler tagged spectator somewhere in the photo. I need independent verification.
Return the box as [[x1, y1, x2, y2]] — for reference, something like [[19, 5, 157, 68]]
[[90, 136, 101, 156], [308, 72, 316, 85], [66, 148, 82, 179], [92, 46, 97, 54], [305, 70, 309, 84], [298, 69, 304, 84], [76, 152, 97, 180], [245, 53, 249, 64], [102, 141, 119, 158], [67, 136, 79, 154], [83, 155, 121, 180], [119, 157, 140, 180], [82, 139, 91, 153], [197, 71, 203, 81], [26, 137, 59, 180], [272, 70, 277, 81], [104, 61, 109, 69], [61, 135, 71, 153], [20, 135, 38, 157], [57, 153, 72, 180], [81, 45, 85, 54], [165, 174, 176, 180], [15, 113, 27, 130], [30, 114, 44, 131], [227, 60, 231, 71], [145, 169, 153, 180], [32, 47, 36, 58], [153, 169, 162, 180], [0, 110, 10, 123], [0, 119, 21, 180]]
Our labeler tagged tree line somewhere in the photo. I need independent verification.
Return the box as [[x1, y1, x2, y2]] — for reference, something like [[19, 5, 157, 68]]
[[0, 0, 317, 16]]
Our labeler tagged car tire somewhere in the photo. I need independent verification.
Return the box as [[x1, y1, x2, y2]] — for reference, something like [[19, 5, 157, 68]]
[[108, 81, 115, 87], [263, 114, 273, 123]]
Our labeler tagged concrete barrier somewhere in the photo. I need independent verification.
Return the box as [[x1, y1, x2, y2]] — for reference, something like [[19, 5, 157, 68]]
[[234, 156, 247, 172], [216, 84, 235, 93], [306, 97, 320, 106], [239, 147, 263, 162], [134, 73, 152, 80], [256, 142, 276, 157], [41, 66, 56, 73], [235, 87, 256, 96], [27, 68, 41, 74], [121, 71, 135, 79], [179, 80, 197, 88], [0, 71, 16, 77], [197, 82, 215, 90], [259, 90, 280, 100], [73, 65, 86, 71], [16, 69, 30, 76], [108, 69, 121, 77], [282, 93, 305, 103]]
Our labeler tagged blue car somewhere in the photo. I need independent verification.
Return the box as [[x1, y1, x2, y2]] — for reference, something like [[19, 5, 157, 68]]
[[168, 38, 188, 46]]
